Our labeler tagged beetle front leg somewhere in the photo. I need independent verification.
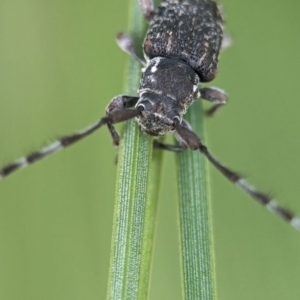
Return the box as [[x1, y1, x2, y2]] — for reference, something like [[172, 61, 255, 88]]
[[106, 95, 139, 146]]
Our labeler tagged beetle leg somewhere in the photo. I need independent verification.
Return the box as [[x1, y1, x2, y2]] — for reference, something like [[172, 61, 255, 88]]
[[153, 119, 191, 151], [106, 95, 139, 146], [221, 33, 232, 50], [153, 140, 185, 152], [139, 0, 155, 21], [199, 87, 227, 117], [116, 33, 146, 66]]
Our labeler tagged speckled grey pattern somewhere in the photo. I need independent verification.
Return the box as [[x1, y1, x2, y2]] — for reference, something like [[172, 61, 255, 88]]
[[137, 57, 200, 135], [143, 0, 223, 82]]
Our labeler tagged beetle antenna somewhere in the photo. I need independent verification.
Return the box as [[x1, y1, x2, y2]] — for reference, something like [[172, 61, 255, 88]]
[[0, 109, 140, 180], [174, 122, 300, 231]]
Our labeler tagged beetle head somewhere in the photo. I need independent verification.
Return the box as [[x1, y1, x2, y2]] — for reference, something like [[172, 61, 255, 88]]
[[135, 92, 181, 136]]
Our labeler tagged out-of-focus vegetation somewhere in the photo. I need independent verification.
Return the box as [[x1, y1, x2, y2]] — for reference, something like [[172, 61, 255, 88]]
[[0, 0, 300, 299]]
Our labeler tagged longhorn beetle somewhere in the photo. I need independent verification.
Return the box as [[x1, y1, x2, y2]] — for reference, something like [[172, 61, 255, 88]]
[[1, 0, 300, 232]]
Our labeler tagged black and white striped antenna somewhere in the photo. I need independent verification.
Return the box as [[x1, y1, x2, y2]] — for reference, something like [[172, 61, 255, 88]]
[[1, 109, 300, 232]]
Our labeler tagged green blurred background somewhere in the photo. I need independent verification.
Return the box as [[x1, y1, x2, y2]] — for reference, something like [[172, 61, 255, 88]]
[[1, 0, 300, 299]]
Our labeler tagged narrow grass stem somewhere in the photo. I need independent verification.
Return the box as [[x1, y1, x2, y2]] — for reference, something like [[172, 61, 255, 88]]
[[107, 1, 163, 299], [176, 101, 216, 300]]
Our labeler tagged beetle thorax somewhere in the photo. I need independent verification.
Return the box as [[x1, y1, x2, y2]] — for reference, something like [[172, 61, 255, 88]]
[[136, 57, 200, 136]]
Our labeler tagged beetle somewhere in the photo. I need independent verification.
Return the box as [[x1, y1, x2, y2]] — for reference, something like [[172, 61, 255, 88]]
[[0, 0, 299, 231]]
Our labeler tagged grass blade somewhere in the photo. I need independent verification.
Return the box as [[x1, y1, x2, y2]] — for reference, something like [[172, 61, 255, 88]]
[[107, 1, 163, 299], [176, 101, 215, 300]]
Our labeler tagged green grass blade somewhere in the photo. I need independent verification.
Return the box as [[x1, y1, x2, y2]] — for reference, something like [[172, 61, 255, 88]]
[[107, 1, 163, 299], [176, 101, 215, 300], [138, 147, 164, 299]]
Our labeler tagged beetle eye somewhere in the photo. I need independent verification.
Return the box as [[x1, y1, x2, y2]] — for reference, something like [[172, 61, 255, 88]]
[[136, 105, 145, 112], [166, 111, 180, 123], [173, 116, 180, 125], [137, 100, 153, 111]]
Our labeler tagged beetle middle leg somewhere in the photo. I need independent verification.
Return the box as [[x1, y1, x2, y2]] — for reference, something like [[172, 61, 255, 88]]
[[106, 95, 139, 146], [116, 33, 146, 66], [153, 140, 185, 152], [139, 0, 155, 21], [116, 0, 155, 64], [221, 33, 232, 50], [199, 87, 227, 117]]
